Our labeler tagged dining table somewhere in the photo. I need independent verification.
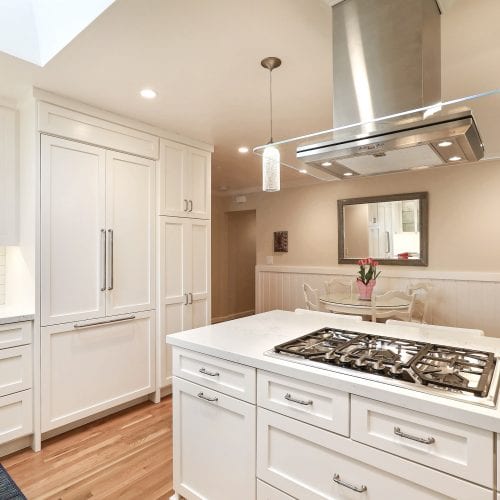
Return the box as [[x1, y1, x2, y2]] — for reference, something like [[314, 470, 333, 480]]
[[319, 292, 411, 320]]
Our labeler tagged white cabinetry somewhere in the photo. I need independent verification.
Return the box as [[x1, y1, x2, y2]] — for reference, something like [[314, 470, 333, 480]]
[[173, 376, 256, 500], [41, 135, 155, 326], [0, 105, 18, 245], [158, 139, 211, 219], [159, 218, 210, 387], [41, 311, 154, 431]]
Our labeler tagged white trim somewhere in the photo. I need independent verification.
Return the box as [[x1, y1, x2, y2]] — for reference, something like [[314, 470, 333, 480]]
[[211, 309, 255, 324], [256, 265, 500, 283]]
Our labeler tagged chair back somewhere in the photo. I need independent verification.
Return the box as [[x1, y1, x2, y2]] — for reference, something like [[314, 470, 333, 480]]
[[302, 283, 320, 311], [294, 308, 363, 321], [407, 282, 434, 323], [372, 290, 416, 323], [324, 278, 353, 297], [386, 319, 484, 337]]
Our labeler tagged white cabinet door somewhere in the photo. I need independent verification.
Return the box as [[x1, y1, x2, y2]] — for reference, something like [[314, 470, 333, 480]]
[[41, 311, 154, 431], [41, 135, 106, 326], [159, 217, 191, 387], [158, 139, 190, 217], [190, 219, 211, 328], [187, 147, 211, 220], [105, 150, 155, 316], [173, 376, 256, 500], [0, 105, 18, 245]]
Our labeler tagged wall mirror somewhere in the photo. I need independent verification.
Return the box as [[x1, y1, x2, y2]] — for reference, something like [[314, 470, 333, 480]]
[[338, 192, 428, 266]]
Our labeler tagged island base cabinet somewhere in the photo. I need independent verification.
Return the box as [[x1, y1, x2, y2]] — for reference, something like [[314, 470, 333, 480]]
[[257, 408, 490, 500], [41, 311, 155, 432], [257, 480, 294, 500], [173, 376, 256, 500]]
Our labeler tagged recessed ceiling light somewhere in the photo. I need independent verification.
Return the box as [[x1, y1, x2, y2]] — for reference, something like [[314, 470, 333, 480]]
[[238, 146, 249, 154], [449, 156, 462, 162], [411, 165, 430, 170], [140, 88, 157, 99], [321, 161, 332, 167], [299, 169, 307, 174], [438, 140, 453, 147], [343, 172, 353, 177]]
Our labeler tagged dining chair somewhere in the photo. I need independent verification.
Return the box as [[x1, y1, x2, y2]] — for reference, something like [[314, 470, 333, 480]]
[[407, 282, 434, 323], [302, 283, 320, 311], [371, 290, 416, 323], [324, 278, 354, 296], [386, 319, 485, 337], [294, 308, 363, 321]]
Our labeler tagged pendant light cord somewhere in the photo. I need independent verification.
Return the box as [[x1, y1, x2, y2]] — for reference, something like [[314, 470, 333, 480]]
[[269, 69, 273, 143]]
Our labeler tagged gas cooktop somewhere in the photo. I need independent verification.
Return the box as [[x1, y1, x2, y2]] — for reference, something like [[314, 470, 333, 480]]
[[265, 327, 500, 407]]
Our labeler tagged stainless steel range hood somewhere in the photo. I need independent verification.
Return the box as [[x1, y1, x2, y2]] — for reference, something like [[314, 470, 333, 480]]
[[297, 0, 484, 178]]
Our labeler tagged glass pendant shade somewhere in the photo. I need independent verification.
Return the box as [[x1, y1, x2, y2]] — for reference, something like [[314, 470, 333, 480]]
[[262, 145, 280, 192]]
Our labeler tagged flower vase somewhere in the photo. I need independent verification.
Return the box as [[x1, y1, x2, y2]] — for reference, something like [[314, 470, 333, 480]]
[[356, 280, 376, 300]]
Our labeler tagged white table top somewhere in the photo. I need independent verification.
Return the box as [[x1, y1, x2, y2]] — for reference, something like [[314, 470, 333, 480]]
[[320, 292, 410, 309]]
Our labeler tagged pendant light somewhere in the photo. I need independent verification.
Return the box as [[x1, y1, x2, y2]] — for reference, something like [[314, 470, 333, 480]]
[[261, 56, 282, 192]]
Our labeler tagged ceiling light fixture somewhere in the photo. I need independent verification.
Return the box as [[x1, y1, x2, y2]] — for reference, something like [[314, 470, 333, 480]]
[[261, 56, 282, 192], [238, 146, 249, 154], [321, 161, 332, 167], [299, 169, 307, 174], [449, 155, 462, 161], [343, 172, 353, 177], [438, 140, 452, 147], [140, 88, 157, 99]]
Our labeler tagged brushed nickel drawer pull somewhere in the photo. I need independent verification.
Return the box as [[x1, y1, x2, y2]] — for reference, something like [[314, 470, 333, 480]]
[[188, 292, 193, 304], [184, 199, 188, 211], [184, 293, 188, 305], [333, 474, 367, 493], [74, 315, 136, 329], [107, 229, 114, 290], [394, 426, 435, 444], [197, 392, 218, 402], [284, 393, 313, 406], [199, 367, 220, 377], [100, 229, 106, 291], [189, 200, 193, 212]]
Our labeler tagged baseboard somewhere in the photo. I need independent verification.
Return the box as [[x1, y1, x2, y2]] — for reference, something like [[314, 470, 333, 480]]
[[211, 309, 255, 324], [0, 435, 33, 459]]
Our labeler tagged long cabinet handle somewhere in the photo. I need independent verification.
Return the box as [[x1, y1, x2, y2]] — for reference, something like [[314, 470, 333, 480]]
[[394, 426, 435, 444], [284, 393, 313, 406], [74, 315, 136, 329], [189, 292, 193, 304], [184, 199, 188, 212], [199, 367, 220, 377], [107, 229, 114, 290], [197, 392, 218, 402], [333, 474, 367, 493], [100, 229, 106, 291], [189, 200, 193, 212], [184, 293, 188, 305]]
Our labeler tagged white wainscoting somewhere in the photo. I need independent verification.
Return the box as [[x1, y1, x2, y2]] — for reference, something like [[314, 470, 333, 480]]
[[255, 265, 500, 338]]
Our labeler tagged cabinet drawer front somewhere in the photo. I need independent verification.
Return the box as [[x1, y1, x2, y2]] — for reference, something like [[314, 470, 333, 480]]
[[0, 321, 32, 349], [173, 348, 256, 403], [257, 480, 294, 500], [0, 345, 32, 397], [351, 396, 493, 487], [257, 408, 490, 500], [257, 371, 349, 436], [0, 390, 33, 445], [173, 377, 256, 500], [41, 312, 155, 431]]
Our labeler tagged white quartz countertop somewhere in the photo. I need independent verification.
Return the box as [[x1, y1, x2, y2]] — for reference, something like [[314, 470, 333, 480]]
[[166, 310, 500, 432], [0, 305, 35, 325]]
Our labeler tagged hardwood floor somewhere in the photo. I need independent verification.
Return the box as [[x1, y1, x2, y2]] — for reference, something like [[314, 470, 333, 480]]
[[2, 396, 173, 500]]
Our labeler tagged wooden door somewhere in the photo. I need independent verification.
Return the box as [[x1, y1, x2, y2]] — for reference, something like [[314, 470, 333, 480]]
[[159, 217, 191, 387], [41, 135, 106, 326], [105, 150, 155, 316], [173, 377, 256, 500]]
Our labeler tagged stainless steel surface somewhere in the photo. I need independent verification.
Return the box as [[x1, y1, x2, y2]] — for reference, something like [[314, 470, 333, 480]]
[[100, 229, 106, 292], [284, 393, 313, 406], [197, 392, 218, 402], [199, 367, 220, 377], [74, 314, 136, 329], [107, 229, 114, 290], [333, 473, 367, 493], [393, 426, 435, 444]]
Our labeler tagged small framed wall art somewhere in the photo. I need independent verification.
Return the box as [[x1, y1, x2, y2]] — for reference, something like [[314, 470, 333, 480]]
[[274, 231, 288, 252]]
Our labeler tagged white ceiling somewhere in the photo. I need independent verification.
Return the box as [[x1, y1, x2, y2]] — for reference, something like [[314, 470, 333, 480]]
[[0, 0, 499, 192]]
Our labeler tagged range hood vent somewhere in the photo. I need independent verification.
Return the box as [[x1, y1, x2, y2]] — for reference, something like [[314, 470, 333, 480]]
[[297, 0, 484, 177]]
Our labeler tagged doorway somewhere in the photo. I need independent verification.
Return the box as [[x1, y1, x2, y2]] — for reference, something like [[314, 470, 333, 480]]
[[226, 210, 256, 319]]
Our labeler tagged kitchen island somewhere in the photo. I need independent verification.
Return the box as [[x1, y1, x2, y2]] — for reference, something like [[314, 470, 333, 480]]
[[166, 310, 500, 499]]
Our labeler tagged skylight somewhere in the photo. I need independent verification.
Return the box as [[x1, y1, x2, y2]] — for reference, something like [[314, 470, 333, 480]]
[[0, 0, 116, 67]]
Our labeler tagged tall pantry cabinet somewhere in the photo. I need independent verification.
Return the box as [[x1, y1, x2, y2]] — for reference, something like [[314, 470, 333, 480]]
[[157, 139, 211, 389]]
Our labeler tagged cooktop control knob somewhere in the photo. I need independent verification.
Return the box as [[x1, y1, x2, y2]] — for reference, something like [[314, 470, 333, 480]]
[[390, 361, 403, 375], [339, 354, 351, 364], [355, 355, 368, 367], [372, 360, 385, 371]]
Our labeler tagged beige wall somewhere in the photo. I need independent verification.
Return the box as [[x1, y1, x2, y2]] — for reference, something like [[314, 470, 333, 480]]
[[218, 161, 500, 273], [343, 204, 369, 259]]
